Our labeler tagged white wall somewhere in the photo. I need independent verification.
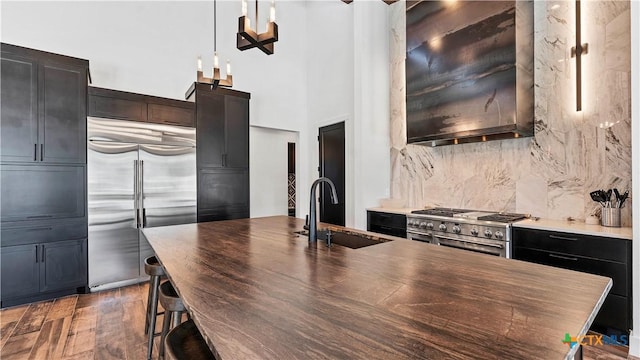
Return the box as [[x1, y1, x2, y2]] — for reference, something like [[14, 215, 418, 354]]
[[304, 0, 390, 229], [249, 126, 298, 218], [631, 0, 639, 355]]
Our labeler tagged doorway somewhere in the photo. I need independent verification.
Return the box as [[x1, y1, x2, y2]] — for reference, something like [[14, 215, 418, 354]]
[[318, 122, 345, 226]]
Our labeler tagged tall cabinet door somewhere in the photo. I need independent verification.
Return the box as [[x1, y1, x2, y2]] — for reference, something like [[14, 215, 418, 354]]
[[196, 92, 225, 167], [0, 51, 38, 163], [0, 244, 40, 299], [224, 95, 249, 168], [39, 62, 87, 164]]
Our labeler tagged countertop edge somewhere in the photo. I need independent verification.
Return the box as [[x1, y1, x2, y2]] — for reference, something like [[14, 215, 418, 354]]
[[513, 219, 632, 240]]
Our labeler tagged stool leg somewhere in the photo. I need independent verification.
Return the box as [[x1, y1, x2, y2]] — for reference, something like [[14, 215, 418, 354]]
[[144, 276, 155, 335], [146, 276, 161, 359], [172, 311, 183, 328], [159, 310, 173, 359]]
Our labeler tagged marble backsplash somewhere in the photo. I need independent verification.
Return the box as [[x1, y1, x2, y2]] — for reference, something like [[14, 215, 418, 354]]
[[389, 1, 632, 226]]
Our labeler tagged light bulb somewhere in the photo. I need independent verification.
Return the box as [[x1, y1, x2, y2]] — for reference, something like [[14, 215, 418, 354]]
[[270, 2, 276, 22], [214, 52, 219, 69], [197, 56, 202, 71], [226, 61, 232, 76]]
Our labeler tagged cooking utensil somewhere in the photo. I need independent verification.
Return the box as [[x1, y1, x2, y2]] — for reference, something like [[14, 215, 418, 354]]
[[590, 190, 607, 207], [618, 191, 629, 208], [606, 189, 613, 202]]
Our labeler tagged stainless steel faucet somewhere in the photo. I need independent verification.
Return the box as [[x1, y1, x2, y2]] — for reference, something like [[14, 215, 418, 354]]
[[308, 177, 339, 243]]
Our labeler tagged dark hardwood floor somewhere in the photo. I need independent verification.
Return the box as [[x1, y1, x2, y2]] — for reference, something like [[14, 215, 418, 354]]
[[0, 282, 636, 359]]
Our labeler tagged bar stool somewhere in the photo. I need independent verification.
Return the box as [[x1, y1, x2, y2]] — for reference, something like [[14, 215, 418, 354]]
[[158, 280, 187, 359], [165, 319, 215, 360], [144, 255, 165, 359]]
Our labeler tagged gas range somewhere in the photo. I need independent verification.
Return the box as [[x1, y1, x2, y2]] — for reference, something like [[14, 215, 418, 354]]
[[406, 207, 529, 258]]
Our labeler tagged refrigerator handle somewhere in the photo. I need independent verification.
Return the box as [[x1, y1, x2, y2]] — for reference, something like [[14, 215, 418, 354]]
[[134, 160, 139, 228], [140, 160, 144, 210]]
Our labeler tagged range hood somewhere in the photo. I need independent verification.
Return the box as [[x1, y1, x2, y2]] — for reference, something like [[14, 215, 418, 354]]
[[405, 0, 534, 147]]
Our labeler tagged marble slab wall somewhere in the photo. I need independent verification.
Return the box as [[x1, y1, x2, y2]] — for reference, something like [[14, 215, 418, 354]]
[[389, 1, 632, 225]]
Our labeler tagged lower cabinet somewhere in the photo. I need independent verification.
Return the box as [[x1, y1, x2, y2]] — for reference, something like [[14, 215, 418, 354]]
[[1, 238, 87, 307], [512, 227, 632, 335]]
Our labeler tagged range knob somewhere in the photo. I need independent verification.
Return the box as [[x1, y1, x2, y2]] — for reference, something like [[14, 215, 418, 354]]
[[484, 229, 493, 238], [452, 225, 461, 234], [439, 223, 447, 231], [426, 222, 434, 230], [408, 220, 416, 226], [470, 227, 479, 236], [494, 231, 504, 239], [419, 222, 427, 229]]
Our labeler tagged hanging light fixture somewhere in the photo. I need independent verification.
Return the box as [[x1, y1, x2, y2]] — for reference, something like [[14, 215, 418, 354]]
[[237, 0, 278, 55], [197, 0, 233, 89]]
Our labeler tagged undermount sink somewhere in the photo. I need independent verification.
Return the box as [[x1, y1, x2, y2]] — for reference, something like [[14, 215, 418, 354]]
[[293, 229, 391, 249]]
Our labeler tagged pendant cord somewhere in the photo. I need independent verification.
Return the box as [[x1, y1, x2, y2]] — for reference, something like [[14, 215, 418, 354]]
[[214, 0, 217, 52], [255, 0, 259, 30]]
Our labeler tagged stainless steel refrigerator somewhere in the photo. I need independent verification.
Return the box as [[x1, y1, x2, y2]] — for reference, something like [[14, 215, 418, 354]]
[[87, 117, 196, 291]]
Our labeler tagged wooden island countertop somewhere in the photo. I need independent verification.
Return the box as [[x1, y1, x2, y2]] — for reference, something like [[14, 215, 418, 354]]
[[143, 216, 611, 360]]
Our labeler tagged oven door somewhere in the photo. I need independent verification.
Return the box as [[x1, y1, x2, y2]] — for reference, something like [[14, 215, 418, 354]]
[[433, 234, 509, 258], [407, 232, 434, 244]]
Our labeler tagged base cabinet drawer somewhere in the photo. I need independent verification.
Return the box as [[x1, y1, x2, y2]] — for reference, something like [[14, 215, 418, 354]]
[[513, 247, 628, 297], [593, 293, 629, 335]]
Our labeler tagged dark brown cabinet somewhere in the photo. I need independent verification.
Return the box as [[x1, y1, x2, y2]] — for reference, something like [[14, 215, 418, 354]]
[[1, 44, 87, 164], [366, 211, 407, 238], [512, 227, 632, 335], [1, 239, 87, 307], [1, 164, 86, 222], [187, 83, 250, 222], [88, 87, 195, 127], [1, 43, 88, 307]]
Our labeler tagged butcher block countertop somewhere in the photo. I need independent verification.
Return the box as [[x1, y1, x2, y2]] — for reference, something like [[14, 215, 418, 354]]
[[143, 216, 611, 360]]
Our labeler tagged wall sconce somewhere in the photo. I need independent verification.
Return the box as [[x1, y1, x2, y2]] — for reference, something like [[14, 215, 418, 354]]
[[571, 0, 588, 112], [237, 0, 278, 55]]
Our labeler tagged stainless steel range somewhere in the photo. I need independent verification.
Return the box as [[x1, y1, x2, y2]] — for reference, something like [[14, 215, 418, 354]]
[[406, 208, 529, 258]]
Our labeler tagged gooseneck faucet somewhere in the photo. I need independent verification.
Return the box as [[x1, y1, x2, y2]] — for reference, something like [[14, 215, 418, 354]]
[[308, 177, 339, 243]]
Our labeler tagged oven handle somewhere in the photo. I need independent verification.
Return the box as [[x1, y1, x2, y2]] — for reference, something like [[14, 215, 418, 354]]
[[432, 235, 504, 249]]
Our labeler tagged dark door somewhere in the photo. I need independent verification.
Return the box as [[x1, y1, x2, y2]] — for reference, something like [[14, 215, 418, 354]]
[[224, 96, 249, 168], [196, 92, 225, 167], [1, 244, 40, 299], [318, 122, 345, 226], [40, 62, 87, 164], [0, 52, 39, 163], [40, 239, 87, 292]]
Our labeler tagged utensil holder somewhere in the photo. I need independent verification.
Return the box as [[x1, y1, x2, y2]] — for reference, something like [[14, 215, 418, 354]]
[[601, 207, 621, 227]]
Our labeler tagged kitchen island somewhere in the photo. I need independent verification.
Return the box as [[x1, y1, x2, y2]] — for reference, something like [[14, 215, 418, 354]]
[[142, 216, 611, 360]]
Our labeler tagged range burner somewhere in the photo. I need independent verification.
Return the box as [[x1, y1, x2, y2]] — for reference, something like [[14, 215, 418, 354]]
[[476, 213, 529, 223], [411, 208, 473, 217]]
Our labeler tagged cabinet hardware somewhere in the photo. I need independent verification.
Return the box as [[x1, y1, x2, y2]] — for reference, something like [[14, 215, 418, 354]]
[[142, 208, 147, 227], [549, 253, 578, 261], [34, 144, 38, 161], [40, 144, 44, 161], [26, 227, 53, 232], [41, 245, 45, 263], [35, 245, 39, 263], [27, 215, 53, 219], [549, 234, 578, 241]]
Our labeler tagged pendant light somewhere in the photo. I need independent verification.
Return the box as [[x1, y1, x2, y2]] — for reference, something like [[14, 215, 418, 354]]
[[197, 0, 233, 88], [237, 0, 278, 55]]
